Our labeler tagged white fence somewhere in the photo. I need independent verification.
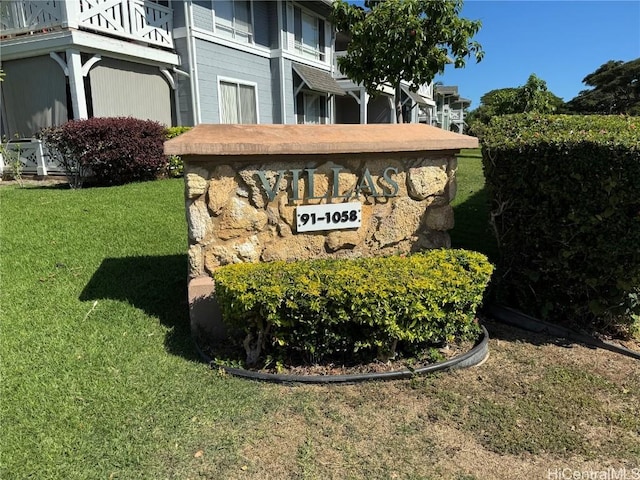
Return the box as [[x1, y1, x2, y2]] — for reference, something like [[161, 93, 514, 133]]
[[0, 139, 65, 177]]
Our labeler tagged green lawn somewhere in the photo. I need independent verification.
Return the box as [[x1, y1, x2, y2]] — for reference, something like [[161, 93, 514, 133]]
[[450, 148, 499, 261], [0, 180, 270, 478], [2, 175, 637, 479]]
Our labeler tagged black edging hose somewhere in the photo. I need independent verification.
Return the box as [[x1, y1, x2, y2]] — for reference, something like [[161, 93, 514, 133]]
[[489, 304, 640, 362], [195, 325, 489, 384]]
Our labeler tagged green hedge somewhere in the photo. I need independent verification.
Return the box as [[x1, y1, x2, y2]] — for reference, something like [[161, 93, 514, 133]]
[[213, 249, 493, 366], [481, 114, 640, 335], [164, 126, 191, 177], [165, 126, 192, 139]]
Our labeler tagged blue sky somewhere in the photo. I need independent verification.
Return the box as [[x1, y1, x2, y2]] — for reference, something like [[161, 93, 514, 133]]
[[433, 1, 640, 109]]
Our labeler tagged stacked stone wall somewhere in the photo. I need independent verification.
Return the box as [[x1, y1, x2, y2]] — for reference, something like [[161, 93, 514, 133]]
[[184, 152, 459, 279]]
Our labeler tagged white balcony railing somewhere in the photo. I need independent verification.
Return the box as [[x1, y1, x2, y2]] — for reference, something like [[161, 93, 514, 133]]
[[0, 0, 173, 49]]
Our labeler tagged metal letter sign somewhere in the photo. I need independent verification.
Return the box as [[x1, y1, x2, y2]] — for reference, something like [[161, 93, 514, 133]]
[[296, 202, 362, 233]]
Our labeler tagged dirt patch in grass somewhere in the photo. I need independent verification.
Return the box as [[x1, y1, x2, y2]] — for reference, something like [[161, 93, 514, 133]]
[[208, 317, 640, 479], [206, 335, 478, 377]]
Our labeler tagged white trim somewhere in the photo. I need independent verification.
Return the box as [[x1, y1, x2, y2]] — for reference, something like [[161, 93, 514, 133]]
[[186, 1, 202, 124], [185, 31, 331, 70], [160, 68, 176, 90], [298, 90, 329, 125], [81, 55, 102, 77], [190, 27, 271, 59], [216, 76, 260, 124], [0, 29, 179, 66], [281, 50, 330, 70], [49, 52, 69, 76], [212, 0, 256, 47], [173, 67, 190, 78], [66, 49, 88, 119], [277, 0, 287, 124]]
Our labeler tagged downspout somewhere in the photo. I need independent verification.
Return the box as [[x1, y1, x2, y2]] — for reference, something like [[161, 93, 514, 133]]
[[173, 67, 191, 126], [185, 1, 201, 125], [277, 0, 287, 124]]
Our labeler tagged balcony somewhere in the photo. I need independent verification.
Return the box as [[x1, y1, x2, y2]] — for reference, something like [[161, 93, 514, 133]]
[[0, 0, 173, 49]]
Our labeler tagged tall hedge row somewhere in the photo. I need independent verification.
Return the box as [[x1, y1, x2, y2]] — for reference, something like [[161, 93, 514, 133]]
[[481, 114, 640, 335]]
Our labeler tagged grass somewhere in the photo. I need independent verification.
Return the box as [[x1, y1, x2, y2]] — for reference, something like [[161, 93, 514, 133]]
[[450, 148, 499, 261], [0, 180, 270, 478], [1, 176, 638, 479]]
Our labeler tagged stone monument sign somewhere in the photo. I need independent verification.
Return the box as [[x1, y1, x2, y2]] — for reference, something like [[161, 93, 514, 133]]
[[164, 124, 478, 342]]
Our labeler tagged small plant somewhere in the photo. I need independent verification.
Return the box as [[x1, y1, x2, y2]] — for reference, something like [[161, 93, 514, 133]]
[[38, 127, 88, 188], [0, 137, 24, 187], [164, 126, 191, 178], [165, 155, 184, 178]]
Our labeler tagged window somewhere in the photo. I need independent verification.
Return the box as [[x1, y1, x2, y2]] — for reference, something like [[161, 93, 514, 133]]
[[215, 0, 253, 43], [293, 6, 325, 61], [296, 92, 326, 124], [219, 80, 258, 124]]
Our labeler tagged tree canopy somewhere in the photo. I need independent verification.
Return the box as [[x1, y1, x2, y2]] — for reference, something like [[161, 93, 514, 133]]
[[467, 74, 563, 131], [331, 0, 483, 122], [565, 59, 640, 115]]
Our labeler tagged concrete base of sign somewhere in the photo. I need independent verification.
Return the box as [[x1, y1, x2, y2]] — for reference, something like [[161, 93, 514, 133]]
[[188, 275, 227, 343]]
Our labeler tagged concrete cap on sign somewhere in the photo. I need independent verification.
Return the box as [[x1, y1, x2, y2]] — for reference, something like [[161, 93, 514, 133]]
[[164, 124, 478, 157]]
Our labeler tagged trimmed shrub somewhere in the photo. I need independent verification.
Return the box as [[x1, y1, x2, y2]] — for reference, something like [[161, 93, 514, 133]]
[[165, 126, 192, 139], [213, 249, 493, 366], [164, 126, 191, 178], [481, 114, 640, 335], [41, 117, 167, 187]]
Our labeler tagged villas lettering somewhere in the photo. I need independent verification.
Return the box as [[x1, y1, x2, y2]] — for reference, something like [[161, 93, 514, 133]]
[[257, 167, 399, 202]]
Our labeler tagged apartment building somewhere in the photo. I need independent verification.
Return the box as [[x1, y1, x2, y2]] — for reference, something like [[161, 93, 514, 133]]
[[1, 0, 465, 141]]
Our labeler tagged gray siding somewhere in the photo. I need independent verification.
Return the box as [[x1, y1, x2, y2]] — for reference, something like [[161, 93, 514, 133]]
[[2, 55, 68, 137], [269, 58, 282, 123], [282, 58, 295, 124], [89, 58, 173, 126], [195, 39, 275, 124], [174, 37, 194, 126]]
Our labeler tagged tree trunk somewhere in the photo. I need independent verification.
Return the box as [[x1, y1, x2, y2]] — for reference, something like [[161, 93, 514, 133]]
[[395, 82, 404, 123]]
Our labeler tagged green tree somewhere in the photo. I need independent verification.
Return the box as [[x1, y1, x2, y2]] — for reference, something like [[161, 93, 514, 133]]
[[467, 74, 563, 135], [332, 0, 483, 123], [466, 87, 520, 126], [517, 74, 561, 114], [566, 59, 640, 115]]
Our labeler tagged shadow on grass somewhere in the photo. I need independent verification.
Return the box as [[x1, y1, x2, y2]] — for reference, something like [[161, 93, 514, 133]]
[[451, 187, 499, 263], [79, 254, 197, 361], [480, 314, 580, 349]]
